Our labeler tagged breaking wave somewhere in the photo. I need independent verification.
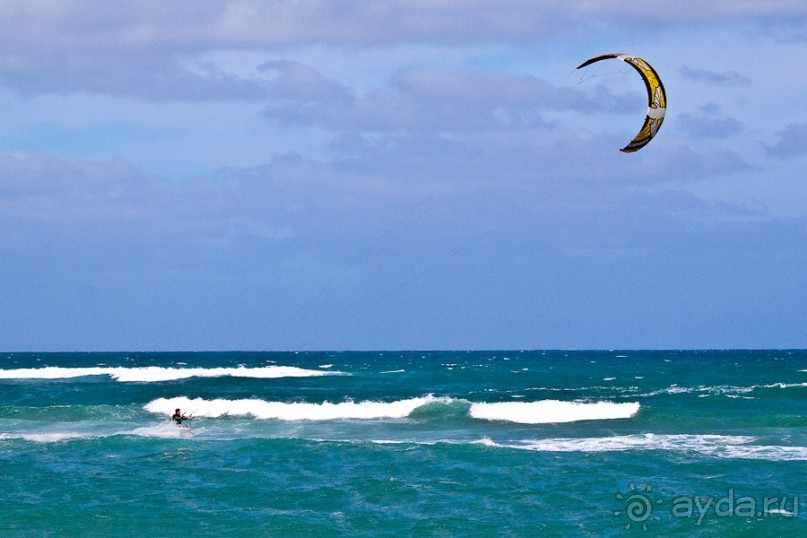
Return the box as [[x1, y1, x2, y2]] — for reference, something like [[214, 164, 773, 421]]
[[145, 396, 638, 424], [144, 395, 453, 421], [0, 366, 342, 382], [469, 400, 640, 424], [478, 433, 807, 461]]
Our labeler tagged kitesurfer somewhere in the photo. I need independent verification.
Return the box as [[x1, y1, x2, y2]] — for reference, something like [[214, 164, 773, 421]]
[[172, 408, 191, 426]]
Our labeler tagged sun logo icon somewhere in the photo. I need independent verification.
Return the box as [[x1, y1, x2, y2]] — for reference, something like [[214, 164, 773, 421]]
[[614, 483, 663, 531]]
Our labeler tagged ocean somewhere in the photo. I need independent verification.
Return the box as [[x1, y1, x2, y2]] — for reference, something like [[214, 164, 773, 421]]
[[0, 350, 805, 536]]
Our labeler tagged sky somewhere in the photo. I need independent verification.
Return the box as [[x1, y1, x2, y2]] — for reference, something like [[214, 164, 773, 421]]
[[1, 1, 806, 351]]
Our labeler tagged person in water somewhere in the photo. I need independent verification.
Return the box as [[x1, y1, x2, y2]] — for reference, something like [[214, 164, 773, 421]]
[[172, 408, 191, 426]]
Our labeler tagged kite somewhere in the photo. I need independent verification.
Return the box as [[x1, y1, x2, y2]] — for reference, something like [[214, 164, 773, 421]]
[[577, 53, 666, 152]]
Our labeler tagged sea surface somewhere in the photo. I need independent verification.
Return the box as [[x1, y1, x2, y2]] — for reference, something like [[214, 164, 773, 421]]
[[1, 350, 805, 536]]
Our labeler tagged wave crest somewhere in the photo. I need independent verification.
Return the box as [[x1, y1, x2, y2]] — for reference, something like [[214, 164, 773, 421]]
[[469, 400, 640, 424], [145, 396, 637, 424], [0, 366, 341, 382], [144, 395, 452, 421], [481, 434, 807, 461]]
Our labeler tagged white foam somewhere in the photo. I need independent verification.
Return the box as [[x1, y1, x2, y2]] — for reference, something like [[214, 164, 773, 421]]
[[370, 439, 446, 446], [488, 434, 753, 452], [469, 400, 639, 424], [0, 366, 342, 382], [0, 425, 203, 443], [126, 424, 199, 438], [767, 508, 797, 517], [0, 432, 87, 443], [144, 395, 451, 421], [762, 382, 807, 389], [721, 444, 807, 461], [641, 382, 807, 397], [483, 434, 807, 461]]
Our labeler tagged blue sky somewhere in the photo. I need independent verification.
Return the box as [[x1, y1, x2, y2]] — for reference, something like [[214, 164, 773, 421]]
[[1, 1, 806, 351]]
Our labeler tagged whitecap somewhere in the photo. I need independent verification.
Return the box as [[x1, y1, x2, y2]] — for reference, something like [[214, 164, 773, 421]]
[[0, 432, 88, 443], [640, 382, 807, 398], [126, 423, 199, 438], [767, 509, 797, 517], [144, 395, 454, 421], [483, 434, 807, 461], [469, 400, 639, 424], [0, 365, 344, 382]]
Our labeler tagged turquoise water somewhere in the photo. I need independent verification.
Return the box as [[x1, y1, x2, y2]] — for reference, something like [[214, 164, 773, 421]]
[[1, 350, 805, 536]]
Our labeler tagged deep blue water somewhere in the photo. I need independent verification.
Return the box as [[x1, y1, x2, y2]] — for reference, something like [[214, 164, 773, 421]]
[[1, 350, 805, 536]]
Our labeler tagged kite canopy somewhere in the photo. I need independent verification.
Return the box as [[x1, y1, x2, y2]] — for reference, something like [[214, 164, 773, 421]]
[[577, 53, 666, 153]]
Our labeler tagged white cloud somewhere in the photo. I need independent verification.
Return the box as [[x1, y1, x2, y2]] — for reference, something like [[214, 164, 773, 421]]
[[0, 152, 294, 249], [678, 112, 744, 139], [679, 66, 751, 85], [765, 122, 807, 158], [261, 64, 639, 133], [1, 1, 804, 100], [3, 1, 803, 47]]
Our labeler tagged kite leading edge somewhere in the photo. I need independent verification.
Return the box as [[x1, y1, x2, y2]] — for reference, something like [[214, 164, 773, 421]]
[[577, 53, 666, 153]]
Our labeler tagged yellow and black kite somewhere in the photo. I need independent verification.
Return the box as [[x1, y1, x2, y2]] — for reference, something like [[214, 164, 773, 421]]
[[577, 53, 666, 152]]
